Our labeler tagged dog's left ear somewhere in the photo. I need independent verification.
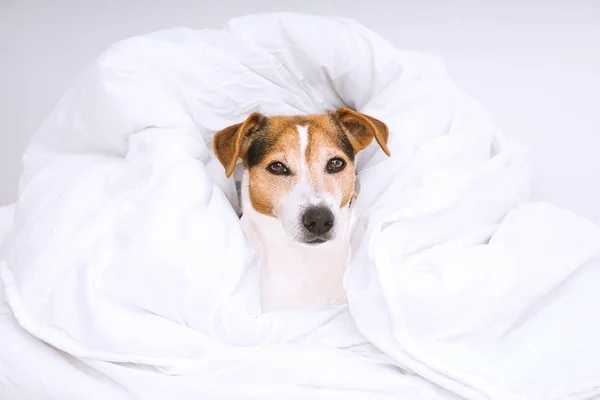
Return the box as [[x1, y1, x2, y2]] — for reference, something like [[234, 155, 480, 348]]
[[332, 108, 390, 156], [212, 113, 267, 178]]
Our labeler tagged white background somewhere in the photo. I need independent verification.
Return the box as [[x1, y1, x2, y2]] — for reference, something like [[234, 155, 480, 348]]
[[1, 0, 599, 224]]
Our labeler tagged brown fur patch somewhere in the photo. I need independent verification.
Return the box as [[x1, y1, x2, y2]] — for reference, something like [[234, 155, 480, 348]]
[[247, 117, 302, 216], [213, 110, 390, 217], [305, 118, 356, 208], [246, 114, 357, 216]]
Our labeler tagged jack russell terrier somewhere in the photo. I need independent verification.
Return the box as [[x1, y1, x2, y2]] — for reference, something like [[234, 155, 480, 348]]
[[213, 108, 390, 312]]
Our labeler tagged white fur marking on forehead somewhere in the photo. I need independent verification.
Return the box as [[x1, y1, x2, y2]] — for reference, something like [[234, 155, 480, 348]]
[[296, 125, 309, 180]]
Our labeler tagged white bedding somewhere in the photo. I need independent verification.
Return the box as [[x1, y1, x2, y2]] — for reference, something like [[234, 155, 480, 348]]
[[1, 12, 600, 400]]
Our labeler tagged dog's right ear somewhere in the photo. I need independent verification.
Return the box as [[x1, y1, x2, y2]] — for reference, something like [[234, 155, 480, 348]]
[[212, 113, 267, 178], [331, 108, 390, 157]]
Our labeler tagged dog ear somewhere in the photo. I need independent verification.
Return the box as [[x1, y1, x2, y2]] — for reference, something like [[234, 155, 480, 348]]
[[332, 108, 390, 156], [212, 113, 267, 178]]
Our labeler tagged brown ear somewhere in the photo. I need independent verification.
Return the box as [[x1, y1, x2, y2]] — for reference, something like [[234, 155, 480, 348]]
[[212, 113, 267, 178], [332, 108, 390, 156]]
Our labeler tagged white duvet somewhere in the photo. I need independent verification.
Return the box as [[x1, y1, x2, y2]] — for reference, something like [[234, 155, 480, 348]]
[[2, 13, 600, 400]]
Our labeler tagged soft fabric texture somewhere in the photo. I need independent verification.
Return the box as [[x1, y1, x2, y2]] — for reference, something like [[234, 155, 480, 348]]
[[0, 205, 14, 246], [1, 13, 600, 400]]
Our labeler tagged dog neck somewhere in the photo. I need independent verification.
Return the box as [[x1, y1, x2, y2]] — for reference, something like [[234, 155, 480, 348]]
[[239, 172, 351, 313]]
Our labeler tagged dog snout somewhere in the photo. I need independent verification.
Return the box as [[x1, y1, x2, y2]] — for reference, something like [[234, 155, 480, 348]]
[[302, 207, 334, 235]]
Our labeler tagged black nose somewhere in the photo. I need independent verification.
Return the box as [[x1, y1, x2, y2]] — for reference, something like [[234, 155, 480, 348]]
[[302, 207, 334, 234]]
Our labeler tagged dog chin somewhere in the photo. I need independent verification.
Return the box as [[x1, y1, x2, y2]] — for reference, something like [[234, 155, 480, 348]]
[[297, 235, 332, 246]]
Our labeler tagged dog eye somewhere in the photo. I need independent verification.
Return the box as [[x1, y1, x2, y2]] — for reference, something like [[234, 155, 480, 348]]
[[266, 161, 289, 175], [327, 158, 346, 173]]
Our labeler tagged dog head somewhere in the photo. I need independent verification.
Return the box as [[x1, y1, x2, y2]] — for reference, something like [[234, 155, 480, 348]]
[[213, 108, 390, 245]]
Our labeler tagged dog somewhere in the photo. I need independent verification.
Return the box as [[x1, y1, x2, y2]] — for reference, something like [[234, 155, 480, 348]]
[[213, 108, 390, 312]]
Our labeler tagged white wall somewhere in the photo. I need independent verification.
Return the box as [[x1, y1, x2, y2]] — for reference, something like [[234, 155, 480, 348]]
[[1, 0, 599, 224]]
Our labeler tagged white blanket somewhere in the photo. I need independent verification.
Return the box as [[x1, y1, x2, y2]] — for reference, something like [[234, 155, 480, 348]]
[[2, 13, 600, 400]]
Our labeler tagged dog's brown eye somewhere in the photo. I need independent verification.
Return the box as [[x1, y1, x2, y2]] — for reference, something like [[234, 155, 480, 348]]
[[267, 161, 289, 175], [327, 158, 346, 173]]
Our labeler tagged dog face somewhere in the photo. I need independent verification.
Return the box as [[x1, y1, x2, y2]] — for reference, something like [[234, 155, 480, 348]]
[[213, 108, 390, 245]]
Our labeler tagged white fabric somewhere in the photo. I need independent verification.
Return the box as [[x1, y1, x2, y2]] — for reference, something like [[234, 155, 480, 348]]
[[1, 12, 600, 400], [0, 205, 14, 246]]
